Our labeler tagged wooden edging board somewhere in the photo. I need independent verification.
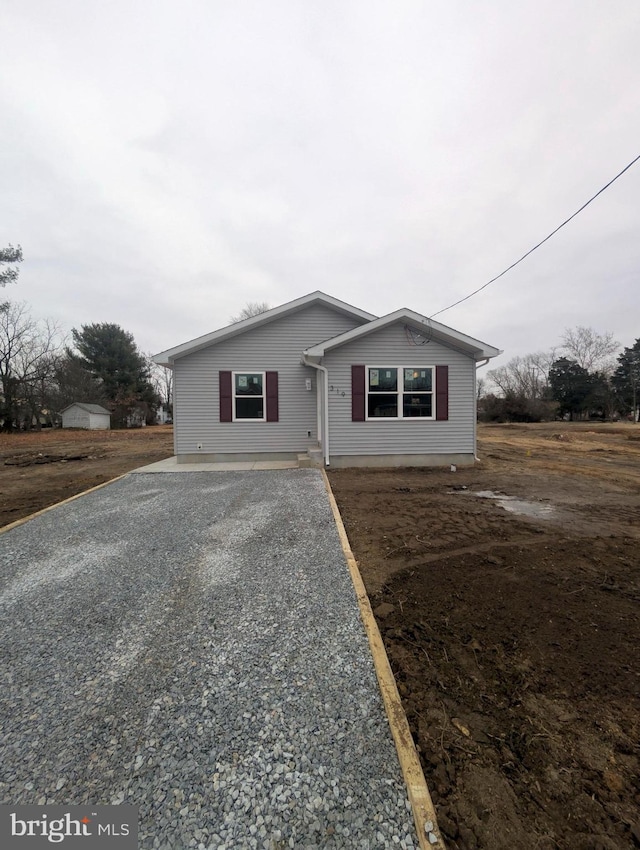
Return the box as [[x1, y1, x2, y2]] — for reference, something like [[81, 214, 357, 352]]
[[321, 469, 445, 850], [0, 475, 127, 536]]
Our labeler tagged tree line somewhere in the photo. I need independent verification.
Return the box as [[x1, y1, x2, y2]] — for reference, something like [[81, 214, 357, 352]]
[[3, 245, 637, 428], [481, 326, 640, 422], [0, 245, 171, 431]]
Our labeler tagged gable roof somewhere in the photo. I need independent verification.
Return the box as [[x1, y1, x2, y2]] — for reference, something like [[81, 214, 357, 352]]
[[154, 291, 376, 366], [61, 403, 111, 415], [304, 308, 502, 361]]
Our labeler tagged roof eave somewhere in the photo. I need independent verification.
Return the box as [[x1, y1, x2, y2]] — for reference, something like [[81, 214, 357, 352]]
[[60, 404, 111, 415], [303, 309, 501, 361], [153, 291, 377, 365]]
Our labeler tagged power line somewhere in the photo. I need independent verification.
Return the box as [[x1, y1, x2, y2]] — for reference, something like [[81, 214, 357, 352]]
[[429, 153, 640, 319]]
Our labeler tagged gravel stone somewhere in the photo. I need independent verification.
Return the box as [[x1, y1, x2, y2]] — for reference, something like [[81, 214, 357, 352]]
[[0, 470, 419, 848]]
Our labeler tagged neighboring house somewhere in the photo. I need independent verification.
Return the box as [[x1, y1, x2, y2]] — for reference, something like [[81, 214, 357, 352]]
[[61, 403, 111, 430], [156, 403, 173, 425], [126, 406, 148, 428], [154, 292, 501, 467]]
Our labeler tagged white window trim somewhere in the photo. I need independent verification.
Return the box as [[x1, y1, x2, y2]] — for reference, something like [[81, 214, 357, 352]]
[[365, 365, 435, 421], [232, 370, 266, 422]]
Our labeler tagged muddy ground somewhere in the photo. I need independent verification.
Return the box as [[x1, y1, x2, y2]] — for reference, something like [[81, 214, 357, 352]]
[[329, 422, 640, 850], [2, 424, 638, 849], [0, 426, 174, 527]]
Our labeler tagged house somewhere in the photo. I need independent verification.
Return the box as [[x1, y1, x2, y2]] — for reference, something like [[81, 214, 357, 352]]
[[156, 403, 173, 425], [61, 403, 111, 430], [126, 406, 148, 428], [154, 292, 501, 467]]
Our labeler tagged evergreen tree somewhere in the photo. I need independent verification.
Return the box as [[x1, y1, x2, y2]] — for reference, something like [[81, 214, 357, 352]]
[[51, 355, 107, 412], [612, 339, 640, 420], [71, 323, 158, 426], [0, 244, 23, 287], [548, 357, 596, 420]]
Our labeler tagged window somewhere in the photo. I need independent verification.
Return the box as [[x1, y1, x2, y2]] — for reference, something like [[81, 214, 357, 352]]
[[220, 371, 278, 423], [233, 372, 265, 420], [367, 367, 433, 419]]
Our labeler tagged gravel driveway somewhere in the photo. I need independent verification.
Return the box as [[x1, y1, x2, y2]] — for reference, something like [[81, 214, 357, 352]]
[[0, 470, 418, 849]]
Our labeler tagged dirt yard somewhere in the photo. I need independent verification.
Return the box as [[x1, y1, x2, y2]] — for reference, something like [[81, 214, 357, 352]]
[[329, 423, 640, 850], [2, 424, 638, 849], [0, 426, 174, 527]]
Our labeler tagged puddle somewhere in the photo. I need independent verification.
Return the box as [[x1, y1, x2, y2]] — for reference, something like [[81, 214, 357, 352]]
[[469, 490, 556, 519]]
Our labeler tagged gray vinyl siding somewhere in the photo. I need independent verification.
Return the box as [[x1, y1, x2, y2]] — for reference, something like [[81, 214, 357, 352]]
[[173, 304, 364, 456], [323, 323, 477, 457]]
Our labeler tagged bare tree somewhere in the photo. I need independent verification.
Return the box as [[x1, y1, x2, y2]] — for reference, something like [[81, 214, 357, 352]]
[[560, 327, 619, 374], [148, 356, 173, 416], [484, 350, 558, 421], [487, 351, 555, 400], [0, 302, 65, 429], [230, 302, 271, 323]]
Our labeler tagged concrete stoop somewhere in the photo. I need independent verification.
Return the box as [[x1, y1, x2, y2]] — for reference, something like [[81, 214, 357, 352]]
[[297, 449, 324, 468]]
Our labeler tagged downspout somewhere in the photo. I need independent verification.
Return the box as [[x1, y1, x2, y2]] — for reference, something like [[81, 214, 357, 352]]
[[169, 358, 178, 459], [474, 358, 490, 461], [303, 354, 330, 467]]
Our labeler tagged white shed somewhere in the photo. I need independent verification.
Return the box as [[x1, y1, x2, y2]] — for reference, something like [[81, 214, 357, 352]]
[[61, 403, 111, 430]]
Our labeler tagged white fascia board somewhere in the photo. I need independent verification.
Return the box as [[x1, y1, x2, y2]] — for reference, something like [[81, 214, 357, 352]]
[[303, 309, 502, 361], [153, 290, 377, 366]]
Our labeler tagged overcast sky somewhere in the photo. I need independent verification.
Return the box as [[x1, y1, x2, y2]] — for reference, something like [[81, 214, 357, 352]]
[[2, 0, 639, 369]]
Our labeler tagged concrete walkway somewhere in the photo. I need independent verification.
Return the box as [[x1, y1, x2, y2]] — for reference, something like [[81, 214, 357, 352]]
[[0, 469, 419, 849], [133, 457, 299, 473]]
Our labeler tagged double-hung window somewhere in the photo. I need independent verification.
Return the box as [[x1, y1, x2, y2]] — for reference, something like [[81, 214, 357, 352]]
[[220, 370, 278, 423], [367, 367, 434, 419], [233, 372, 265, 420]]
